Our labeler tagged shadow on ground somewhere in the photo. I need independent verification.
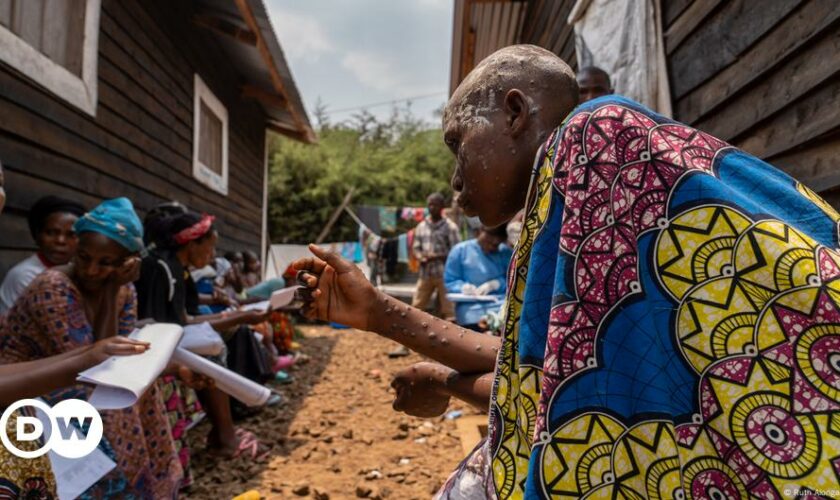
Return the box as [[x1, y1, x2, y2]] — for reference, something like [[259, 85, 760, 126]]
[[185, 328, 338, 498]]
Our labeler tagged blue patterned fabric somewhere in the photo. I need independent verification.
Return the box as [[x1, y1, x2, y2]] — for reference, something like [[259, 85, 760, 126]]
[[483, 96, 840, 498]]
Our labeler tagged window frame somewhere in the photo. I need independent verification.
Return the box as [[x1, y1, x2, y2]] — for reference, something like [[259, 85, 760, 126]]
[[192, 73, 229, 196], [0, 0, 101, 116]]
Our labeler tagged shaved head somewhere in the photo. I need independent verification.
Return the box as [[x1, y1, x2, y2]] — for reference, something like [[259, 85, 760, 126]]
[[443, 45, 579, 227], [445, 45, 578, 136]]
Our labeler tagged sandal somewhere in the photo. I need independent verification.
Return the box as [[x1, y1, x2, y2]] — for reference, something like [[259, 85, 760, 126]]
[[232, 428, 271, 461], [274, 370, 294, 384], [206, 428, 271, 461]]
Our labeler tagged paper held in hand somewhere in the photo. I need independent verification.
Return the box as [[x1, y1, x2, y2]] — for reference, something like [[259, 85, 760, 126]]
[[173, 347, 270, 407], [179, 322, 225, 356], [79, 323, 271, 409], [78, 323, 183, 410], [446, 293, 500, 303], [241, 285, 301, 312]]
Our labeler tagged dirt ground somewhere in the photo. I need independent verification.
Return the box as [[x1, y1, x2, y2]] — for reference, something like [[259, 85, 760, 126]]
[[186, 325, 480, 499]]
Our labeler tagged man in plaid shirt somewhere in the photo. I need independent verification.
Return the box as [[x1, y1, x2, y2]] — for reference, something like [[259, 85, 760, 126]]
[[412, 192, 460, 319]]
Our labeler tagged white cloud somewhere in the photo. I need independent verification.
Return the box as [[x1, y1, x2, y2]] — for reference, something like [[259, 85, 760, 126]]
[[414, 0, 450, 9], [268, 7, 334, 62], [340, 51, 401, 92], [340, 49, 441, 97]]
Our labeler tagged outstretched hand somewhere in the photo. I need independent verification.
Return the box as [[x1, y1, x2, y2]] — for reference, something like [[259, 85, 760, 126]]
[[293, 244, 379, 330], [391, 362, 453, 418]]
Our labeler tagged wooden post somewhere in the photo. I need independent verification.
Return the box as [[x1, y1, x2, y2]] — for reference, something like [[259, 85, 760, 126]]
[[315, 187, 355, 244]]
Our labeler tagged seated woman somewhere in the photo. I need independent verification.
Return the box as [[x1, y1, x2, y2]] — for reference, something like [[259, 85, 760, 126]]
[[444, 225, 512, 331], [0, 195, 85, 313], [0, 172, 153, 498], [0, 198, 187, 497], [136, 210, 271, 460]]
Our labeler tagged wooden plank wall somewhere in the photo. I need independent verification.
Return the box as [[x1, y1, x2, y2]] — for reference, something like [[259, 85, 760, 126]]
[[664, 0, 840, 207], [0, 0, 268, 277], [518, 0, 578, 70]]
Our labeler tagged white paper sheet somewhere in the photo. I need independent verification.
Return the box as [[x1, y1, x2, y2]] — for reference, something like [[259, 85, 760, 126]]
[[179, 322, 225, 356], [34, 400, 116, 500], [446, 293, 500, 303], [172, 347, 270, 407], [270, 285, 300, 309], [240, 285, 301, 311], [241, 300, 269, 312], [78, 324, 183, 410]]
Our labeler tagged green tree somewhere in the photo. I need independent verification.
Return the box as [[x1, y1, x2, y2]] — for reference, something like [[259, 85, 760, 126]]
[[267, 105, 453, 244]]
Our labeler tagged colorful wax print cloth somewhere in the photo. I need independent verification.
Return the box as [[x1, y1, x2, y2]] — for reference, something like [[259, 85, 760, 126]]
[[484, 96, 840, 498], [0, 270, 184, 498], [0, 410, 56, 498]]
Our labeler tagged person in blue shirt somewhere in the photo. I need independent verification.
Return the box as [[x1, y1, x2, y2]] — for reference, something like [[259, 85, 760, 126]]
[[444, 224, 512, 331]]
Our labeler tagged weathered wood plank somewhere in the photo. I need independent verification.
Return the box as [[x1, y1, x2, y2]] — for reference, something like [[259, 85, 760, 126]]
[[3, 166, 100, 212], [0, 210, 42, 250], [664, 0, 723, 54], [0, 135, 159, 211], [143, 0, 266, 156], [0, 249, 36, 278], [12, 0, 44, 50], [0, 0, 11, 28], [102, 0, 194, 105], [663, 0, 694, 28], [736, 80, 840, 159], [0, 89, 261, 232], [768, 135, 840, 193], [675, 0, 840, 125], [695, 27, 840, 142], [99, 13, 193, 131], [668, 0, 802, 98], [0, 137, 262, 246]]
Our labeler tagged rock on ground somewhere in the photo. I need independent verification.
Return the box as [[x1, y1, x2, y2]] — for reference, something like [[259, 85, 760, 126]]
[[186, 325, 478, 499]]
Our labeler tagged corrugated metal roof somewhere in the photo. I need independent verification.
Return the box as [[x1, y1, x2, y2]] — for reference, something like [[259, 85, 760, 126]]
[[449, 0, 577, 95]]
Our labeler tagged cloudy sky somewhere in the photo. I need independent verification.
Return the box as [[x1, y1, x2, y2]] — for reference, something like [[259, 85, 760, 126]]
[[266, 0, 454, 127]]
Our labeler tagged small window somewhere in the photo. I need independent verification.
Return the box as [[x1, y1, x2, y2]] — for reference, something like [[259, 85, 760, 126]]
[[0, 0, 100, 115], [192, 74, 229, 195]]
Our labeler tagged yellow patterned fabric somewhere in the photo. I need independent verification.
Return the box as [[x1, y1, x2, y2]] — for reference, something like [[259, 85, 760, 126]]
[[481, 97, 840, 499], [0, 410, 56, 498]]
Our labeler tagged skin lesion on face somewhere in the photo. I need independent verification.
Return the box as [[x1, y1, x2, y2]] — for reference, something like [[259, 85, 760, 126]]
[[445, 46, 580, 228]]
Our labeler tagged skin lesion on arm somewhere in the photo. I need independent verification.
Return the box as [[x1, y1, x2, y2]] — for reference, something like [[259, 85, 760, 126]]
[[369, 292, 501, 375]]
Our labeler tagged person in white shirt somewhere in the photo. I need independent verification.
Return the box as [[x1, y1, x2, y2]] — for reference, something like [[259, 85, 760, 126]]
[[0, 195, 85, 312]]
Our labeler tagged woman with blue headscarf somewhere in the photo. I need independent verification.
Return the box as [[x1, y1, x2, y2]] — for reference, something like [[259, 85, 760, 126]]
[[0, 198, 187, 498]]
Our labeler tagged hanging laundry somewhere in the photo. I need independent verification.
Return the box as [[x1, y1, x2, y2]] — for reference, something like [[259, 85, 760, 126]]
[[407, 229, 419, 273], [354, 241, 364, 262], [397, 233, 409, 263], [340, 242, 362, 262], [378, 206, 398, 233]]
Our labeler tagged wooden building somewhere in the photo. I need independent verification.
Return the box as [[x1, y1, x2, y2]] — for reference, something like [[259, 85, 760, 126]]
[[0, 0, 314, 276], [450, 0, 840, 206]]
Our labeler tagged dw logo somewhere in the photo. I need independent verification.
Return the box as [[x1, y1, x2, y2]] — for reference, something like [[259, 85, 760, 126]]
[[0, 399, 103, 459]]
